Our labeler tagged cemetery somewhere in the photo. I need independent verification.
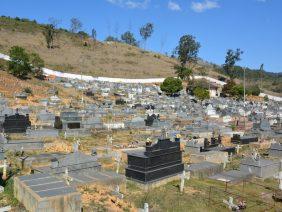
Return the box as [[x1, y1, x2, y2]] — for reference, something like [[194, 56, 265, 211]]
[[0, 75, 281, 211]]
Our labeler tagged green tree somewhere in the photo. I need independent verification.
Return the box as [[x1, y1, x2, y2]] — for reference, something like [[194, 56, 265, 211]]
[[264, 95, 269, 102], [105, 36, 119, 42], [222, 80, 236, 97], [160, 77, 183, 95], [175, 34, 201, 67], [246, 85, 260, 96], [140, 23, 154, 49], [121, 31, 138, 46], [43, 24, 56, 49], [174, 65, 193, 81], [8, 46, 31, 79], [91, 28, 97, 41], [223, 49, 243, 79], [193, 87, 210, 101], [30, 53, 45, 79]]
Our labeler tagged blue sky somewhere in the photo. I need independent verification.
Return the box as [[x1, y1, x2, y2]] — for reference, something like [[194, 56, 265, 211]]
[[1, 0, 281, 73]]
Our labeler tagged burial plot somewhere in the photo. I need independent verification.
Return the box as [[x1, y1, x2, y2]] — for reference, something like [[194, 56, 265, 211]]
[[3, 112, 31, 133], [240, 156, 280, 179], [186, 161, 223, 179], [269, 143, 282, 158], [14, 173, 81, 212], [125, 137, 184, 186], [231, 134, 258, 144]]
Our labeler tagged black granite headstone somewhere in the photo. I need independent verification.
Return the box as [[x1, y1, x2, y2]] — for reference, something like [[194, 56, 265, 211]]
[[3, 112, 31, 133], [126, 138, 184, 183]]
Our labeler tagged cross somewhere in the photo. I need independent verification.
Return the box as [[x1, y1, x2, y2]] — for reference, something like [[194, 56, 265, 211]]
[[180, 170, 186, 193], [236, 145, 242, 154], [0, 159, 8, 180], [115, 153, 121, 174], [63, 168, 73, 186], [223, 196, 239, 211], [143, 203, 149, 212]]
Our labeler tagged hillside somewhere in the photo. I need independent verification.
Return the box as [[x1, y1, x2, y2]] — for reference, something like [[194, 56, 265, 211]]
[[0, 16, 281, 95]]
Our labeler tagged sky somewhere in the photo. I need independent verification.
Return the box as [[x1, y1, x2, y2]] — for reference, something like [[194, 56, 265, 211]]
[[1, 0, 281, 73]]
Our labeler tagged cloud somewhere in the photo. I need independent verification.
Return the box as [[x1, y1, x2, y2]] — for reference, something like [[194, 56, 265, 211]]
[[168, 1, 181, 11], [191, 0, 219, 13], [106, 0, 150, 9]]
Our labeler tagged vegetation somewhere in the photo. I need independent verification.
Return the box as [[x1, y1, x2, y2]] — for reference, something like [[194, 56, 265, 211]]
[[174, 65, 193, 81], [91, 28, 97, 40], [175, 34, 201, 67], [8, 46, 31, 78], [193, 87, 210, 100], [223, 48, 243, 79], [222, 80, 244, 98], [246, 84, 260, 96], [121, 31, 138, 47], [139, 23, 154, 49], [70, 18, 82, 33], [160, 77, 183, 95], [264, 95, 269, 101], [43, 24, 56, 49], [30, 52, 45, 79]]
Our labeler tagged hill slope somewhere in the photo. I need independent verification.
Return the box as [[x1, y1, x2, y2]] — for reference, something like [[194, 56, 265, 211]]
[[0, 16, 281, 95]]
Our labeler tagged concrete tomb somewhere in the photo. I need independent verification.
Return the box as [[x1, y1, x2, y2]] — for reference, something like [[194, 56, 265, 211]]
[[14, 173, 81, 212]]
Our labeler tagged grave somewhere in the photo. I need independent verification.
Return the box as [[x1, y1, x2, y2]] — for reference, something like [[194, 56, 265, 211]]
[[209, 170, 253, 183], [55, 111, 82, 130], [269, 143, 282, 158], [231, 134, 258, 144], [125, 136, 184, 186], [3, 112, 31, 133], [185, 162, 223, 179], [240, 156, 280, 179], [14, 173, 81, 212], [190, 151, 229, 164]]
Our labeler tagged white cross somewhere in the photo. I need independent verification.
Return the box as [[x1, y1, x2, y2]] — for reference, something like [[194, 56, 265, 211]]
[[223, 196, 239, 210], [63, 168, 73, 185], [236, 145, 242, 154], [0, 159, 8, 180], [180, 170, 186, 193]]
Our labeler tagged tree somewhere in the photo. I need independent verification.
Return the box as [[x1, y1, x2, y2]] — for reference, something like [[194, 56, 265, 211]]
[[222, 80, 236, 97], [43, 24, 56, 49], [223, 48, 243, 79], [70, 18, 82, 33], [174, 65, 193, 81], [91, 28, 97, 40], [121, 31, 138, 46], [140, 23, 154, 49], [8, 46, 31, 79], [30, 53, 45, 79], [246, 85, 261, 96], [264, 95, 269, 102], [160, 77, 183, 95], [176, 34, 201, 67], [105, 36, 119, 42], [259, 63, 264, 88]]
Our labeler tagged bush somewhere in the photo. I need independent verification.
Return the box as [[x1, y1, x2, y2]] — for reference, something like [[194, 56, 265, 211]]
[[23, 87, 32, 94], [222, 80, 243, 98], [160, 77, 183, 95], [264, 95, 269, 102], [246, 85, 260, 96], [8, 46, 31, 79], [193, 87, 210, 101]]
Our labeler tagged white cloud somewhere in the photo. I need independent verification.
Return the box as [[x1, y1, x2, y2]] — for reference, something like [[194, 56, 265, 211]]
[[191, 0, 219, 13], [168, 1, 181, 11], [106, 0, 150, 9]]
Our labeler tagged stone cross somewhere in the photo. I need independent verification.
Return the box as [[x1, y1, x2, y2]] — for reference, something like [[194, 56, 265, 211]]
[[64, 131, 67, 139], [144, 203, 149, 212], [180, 170, 186, 193], [63, 168, 73, 185], [223, 196, 238, 210], [112, 185, 124, 199], [236, 145, 242, 154], [0, 159, 7, 180], [115, 153, 121, 174]]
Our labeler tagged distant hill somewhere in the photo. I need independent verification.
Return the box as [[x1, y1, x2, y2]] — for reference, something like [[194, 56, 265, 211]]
[[0, 16, 281, 95]]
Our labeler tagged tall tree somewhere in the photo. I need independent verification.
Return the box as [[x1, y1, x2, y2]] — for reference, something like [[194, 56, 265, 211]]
[[8, 46, 31, 79], [121, 31, 138, 46], [223, 48, 243, 79], [174, 34, 200, 82], [30, 53, 45, 79], [91, 28, 97, 41], [176, 34, 201, 67], [140, 23, 154, 49], [259, 63, 264, 88], [70, 18, 82, 33], [43, 24, 56, 49]]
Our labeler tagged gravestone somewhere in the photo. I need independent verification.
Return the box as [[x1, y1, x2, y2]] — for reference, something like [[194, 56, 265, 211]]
[[125, 137, 184, 184], [3, 112, 31, 133]]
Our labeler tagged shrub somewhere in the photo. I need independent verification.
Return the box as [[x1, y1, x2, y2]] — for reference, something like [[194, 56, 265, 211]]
[[8, 46, 31, 79], [264, 95, 269, 102], [23, 87, 33, 95], [193, 87, 210, 100], [160, 77, 183, 95]]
